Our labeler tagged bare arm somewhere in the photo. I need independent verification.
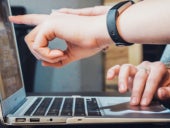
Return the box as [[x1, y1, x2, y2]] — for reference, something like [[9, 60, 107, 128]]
[[118, 0, 170, 44], [9, 0, 170, 67]]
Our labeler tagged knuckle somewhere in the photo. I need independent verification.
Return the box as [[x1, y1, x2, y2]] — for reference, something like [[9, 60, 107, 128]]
[[121, 64, 130, 69], [156, 62, 165, 68], [135, 72, 146, 79], [32, 45, 39, 51], [141, 61, 150, 65], [154, 62, 167, 73]]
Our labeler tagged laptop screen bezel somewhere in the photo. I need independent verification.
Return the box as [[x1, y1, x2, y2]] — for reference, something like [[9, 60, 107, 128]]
[[0, 0, 26, 117]]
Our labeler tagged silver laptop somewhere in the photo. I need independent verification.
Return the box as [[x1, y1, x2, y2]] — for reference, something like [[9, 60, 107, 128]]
[[1, 0, 170, 126]]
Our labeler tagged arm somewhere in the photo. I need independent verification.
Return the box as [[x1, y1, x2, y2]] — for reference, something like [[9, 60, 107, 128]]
[[53, 0, 170, 45], [117, 0, 170, 44], [9, 0, 170, 67]]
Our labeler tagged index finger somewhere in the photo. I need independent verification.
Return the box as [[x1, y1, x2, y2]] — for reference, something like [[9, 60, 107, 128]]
[[141, 62, 167, 106], [9, 14, 49, 25], [118, 64, 137, 93]]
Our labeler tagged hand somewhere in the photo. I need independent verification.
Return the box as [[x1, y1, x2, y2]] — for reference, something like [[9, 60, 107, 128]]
[[9, 10, 112, 67], [107, 61, 170, 106]]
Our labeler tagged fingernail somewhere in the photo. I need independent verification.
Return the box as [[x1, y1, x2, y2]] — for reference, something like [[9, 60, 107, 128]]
[[131, 97, 138, 105], [141, 98, 148, 106], [107, 71, 113, 79], [119, 83, 126, 92]]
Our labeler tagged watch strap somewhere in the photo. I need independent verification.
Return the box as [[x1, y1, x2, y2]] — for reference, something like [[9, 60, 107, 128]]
[[107, 0, 134, 46]]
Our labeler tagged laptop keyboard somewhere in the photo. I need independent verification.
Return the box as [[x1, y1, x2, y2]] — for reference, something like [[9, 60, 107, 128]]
[[33, 98, 52, 116], [24, 98, 42, 116], [47, 98, 63, 116], [24, 97, 101, 116]]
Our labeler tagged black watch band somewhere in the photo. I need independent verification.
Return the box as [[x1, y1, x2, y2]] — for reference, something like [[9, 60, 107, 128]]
[[107, 0, 134, 46]]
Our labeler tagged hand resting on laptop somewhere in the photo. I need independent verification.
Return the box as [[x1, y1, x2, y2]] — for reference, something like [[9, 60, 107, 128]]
[[107, 61, 170, 107]]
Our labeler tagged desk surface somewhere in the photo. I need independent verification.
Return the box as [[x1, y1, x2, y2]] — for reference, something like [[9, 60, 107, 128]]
[[1, 92, 170, 128]]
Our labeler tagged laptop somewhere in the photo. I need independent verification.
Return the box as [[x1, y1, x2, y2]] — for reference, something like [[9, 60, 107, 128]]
[[1, 0, 170, 126]]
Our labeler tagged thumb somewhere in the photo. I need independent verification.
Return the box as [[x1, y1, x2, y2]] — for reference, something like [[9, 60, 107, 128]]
[[157, 86, 170, 100]]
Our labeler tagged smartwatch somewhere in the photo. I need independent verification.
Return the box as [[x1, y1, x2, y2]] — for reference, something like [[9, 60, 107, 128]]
[[107, 0, 134, 46]]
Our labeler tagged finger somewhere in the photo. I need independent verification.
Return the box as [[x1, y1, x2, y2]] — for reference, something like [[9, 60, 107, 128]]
[[157, 86, 170, 100], [32, 46, 65, 63], [127, 77, 134, 92], [107, 65, 120, 80], [24, 25, 43, 60], [159, 69, 170, 87], [41, 47, 85, 68], [58, 6, 110, 16], [140, 63, 167, 106], [42, 53, 73, 68], [118, 64, 137, 93], [32, 22, 66, 62], [130, 69, 148, 106], [9, 14, 49, 25], [24, 25, 51, 61], [25, 24, 65, 63], [42, 55, 69, 68]]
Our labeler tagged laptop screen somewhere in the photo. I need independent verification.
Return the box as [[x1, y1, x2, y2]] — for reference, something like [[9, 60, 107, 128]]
[[0, 1, 23, 100]]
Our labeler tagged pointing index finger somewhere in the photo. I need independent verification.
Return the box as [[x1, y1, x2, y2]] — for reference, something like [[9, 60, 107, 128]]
[[9, 14, 49, 25]]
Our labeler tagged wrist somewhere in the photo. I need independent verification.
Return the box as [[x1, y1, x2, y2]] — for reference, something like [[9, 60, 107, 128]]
[[106, 0, 134, 46], [94, 14, 113, 49]]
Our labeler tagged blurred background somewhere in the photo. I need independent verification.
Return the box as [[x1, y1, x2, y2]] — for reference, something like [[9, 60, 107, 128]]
[[9, 0, 166, 93]]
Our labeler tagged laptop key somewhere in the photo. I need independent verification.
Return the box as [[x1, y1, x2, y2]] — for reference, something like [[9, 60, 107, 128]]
[[74, 98, 86, 116], [33, 98, 52, 116], [61, 98, 73, 116], [47, 98, 63, 116], [24, 98, 42, 116], [87, 98, 101, 116]]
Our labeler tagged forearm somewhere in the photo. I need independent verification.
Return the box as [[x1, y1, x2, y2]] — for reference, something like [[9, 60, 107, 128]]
[[117, 0, 170, 44]]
